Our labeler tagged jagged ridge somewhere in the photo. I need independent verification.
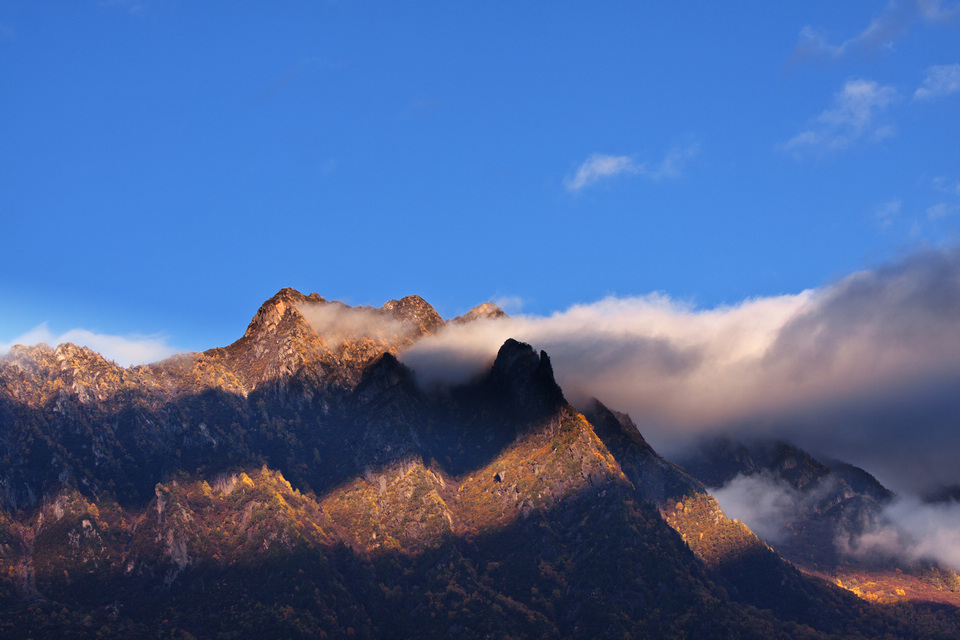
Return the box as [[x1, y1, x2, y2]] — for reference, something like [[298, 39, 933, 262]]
[[1, 289, 957, 639]]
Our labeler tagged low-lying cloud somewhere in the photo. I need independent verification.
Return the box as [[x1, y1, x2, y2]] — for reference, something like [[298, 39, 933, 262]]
[[711, 472, 960, 571], [0, 323, 178, 367], [710, 472, 813, 544], [401, 247, 960, 492], [298, 302, 414, 349], [842, 495, 960, 570]]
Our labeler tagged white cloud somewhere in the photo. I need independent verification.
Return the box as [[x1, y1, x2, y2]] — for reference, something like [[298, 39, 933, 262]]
[[645, 142, 700, 180], [491, 295, 526, 315], [711, 473, 807, 544], [915, 63, 960, 99], [932, 176, 960, 195], [918, 0, 960, 22], [876, 199, 902, 228], [712, 472, 960, 571], [928, 202, 959, 219], [297, 302, 414, 349], [786, 79, 897, 153], [565, 154, 639, 191], [565, 143, 699, 192], [794, 6, 909, 62], [1, 323, 178, 367], [840, 495, 960, 571], [793, 1, 959, 63]]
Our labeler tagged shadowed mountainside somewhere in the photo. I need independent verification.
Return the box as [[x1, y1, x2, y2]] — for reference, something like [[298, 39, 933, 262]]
[[677, 437, 960, 606], [1, 288, 958, 638]]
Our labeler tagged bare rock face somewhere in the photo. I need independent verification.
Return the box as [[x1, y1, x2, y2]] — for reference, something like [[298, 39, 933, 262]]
[[381, 295, 445, 337], [204, 289, 447, 395], [488, 339, 564, 413], [239, 288, 326, 342], [206, 288, 328, 392], [0, 287, 947, 639], [452, 302, 506, 324]]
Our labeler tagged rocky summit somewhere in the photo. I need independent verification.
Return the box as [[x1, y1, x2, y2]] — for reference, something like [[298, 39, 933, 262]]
[[0, 289, 958, 639]]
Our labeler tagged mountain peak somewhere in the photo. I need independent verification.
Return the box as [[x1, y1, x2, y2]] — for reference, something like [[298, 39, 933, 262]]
[[241, 288, 325, 341], [381, 295, 444, 337], [489, 339, 565, 412], [207, 288, 329, 390], [452, 302, 506, 324]]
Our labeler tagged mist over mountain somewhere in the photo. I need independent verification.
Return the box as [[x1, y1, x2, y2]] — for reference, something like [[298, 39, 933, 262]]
[[1, 286, 959, 638], [678, 436, 960, 605], [401, 247, 960, 493]]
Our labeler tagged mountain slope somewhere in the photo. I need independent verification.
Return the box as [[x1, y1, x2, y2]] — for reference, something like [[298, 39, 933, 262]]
[[678, 437, 960, 606], [1, 289, 958, 639]]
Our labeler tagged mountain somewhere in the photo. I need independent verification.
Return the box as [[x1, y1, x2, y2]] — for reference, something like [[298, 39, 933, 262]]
[[1, 289, 958, 638], [677, 437, 960, 606]]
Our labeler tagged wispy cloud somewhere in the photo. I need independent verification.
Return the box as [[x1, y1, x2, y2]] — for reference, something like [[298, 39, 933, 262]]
[[843, 495, 960, 570], [876, 200, 902, 228], [932, 176, 960, 196], [565, 142, 699, 192], [793, 1, 960, 64], [928, 202, 960, 220], [492, 295, 526, 315], [918, 0, 960, 22], [565, 154, 639, 191], [649, 142, 700, 180], [915, 63, 960, 99], [785, 79, 897, 153], [712, 471, 960, 571], [1, 323, 179, 367]]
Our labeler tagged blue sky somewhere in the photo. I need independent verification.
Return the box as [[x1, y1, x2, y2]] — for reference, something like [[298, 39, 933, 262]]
[[2, 1, 959, 360]]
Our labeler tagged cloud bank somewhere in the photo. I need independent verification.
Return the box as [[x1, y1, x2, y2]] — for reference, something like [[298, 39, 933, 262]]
[[0, 323, 178, 367], [401, 247, 960, 492]]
